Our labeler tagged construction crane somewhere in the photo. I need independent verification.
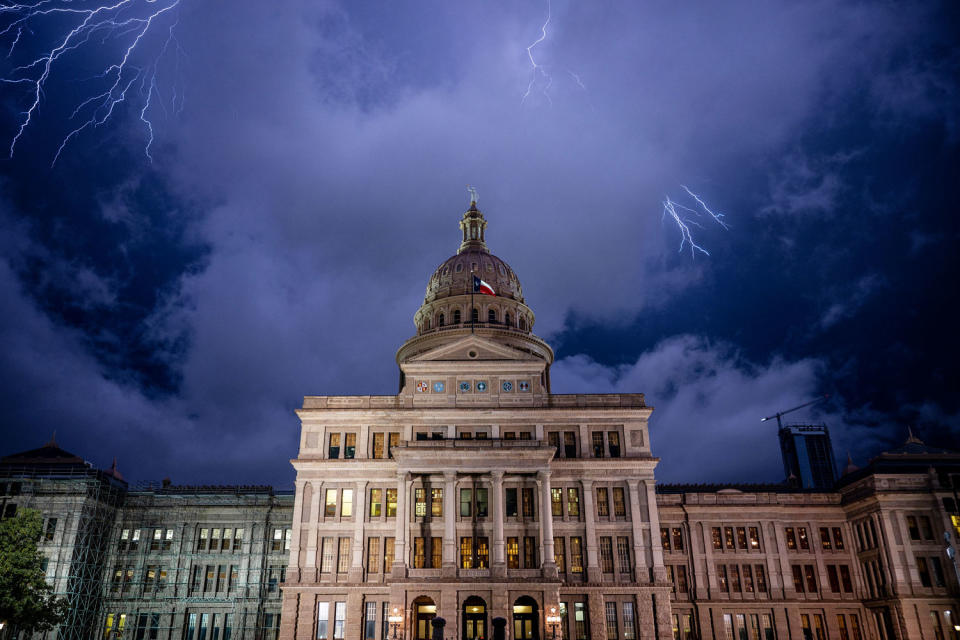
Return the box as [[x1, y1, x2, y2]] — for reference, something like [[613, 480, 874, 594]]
[[761, 394, 830, 429]]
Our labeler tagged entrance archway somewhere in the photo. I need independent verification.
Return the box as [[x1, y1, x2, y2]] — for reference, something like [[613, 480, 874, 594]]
[[462, 596, 487, 640], [513, 596, 539, 640], [412, 596, 437, 640]]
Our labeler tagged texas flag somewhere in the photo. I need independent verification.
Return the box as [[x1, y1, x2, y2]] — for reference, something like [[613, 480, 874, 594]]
[[473, 275, 496, 296]]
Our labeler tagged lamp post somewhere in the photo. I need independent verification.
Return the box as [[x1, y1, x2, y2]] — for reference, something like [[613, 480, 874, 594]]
[[388, 607, 403, 640], [545, 606, 561, 640]]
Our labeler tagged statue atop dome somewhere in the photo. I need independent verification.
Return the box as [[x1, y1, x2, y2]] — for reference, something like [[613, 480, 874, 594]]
[[467, 184, 479, 204]]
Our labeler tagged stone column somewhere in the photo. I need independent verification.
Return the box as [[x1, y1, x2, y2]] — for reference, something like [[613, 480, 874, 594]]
[[626, 479, 648, 583], [392, 471, 409, 578], [443, 471, 457, 577], [349, 481, 367, 582], [492, 470, 506, 577], [581, 479, 601, 582], [645, 480, 667, 582], [538, 470, 558, 578], [305, 481, 323, 582], [289, 480, 307, 582]]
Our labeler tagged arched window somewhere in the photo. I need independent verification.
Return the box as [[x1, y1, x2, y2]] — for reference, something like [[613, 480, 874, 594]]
[[519, 316, 527, 331], [504, 312, 512, 327], [438, 313, 445, 327], [456, 263, 463, 273], [463, 596, 488, 640], [425, 318, 431, 330], [472, 307, 479, 323], [488, 309, 497, 324], [453, 310, 462, 324]]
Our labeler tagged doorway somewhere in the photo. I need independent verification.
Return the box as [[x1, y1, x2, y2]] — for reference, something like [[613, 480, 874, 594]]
[[462, 596, 487, 640], [513, 596, 539, 640], [413, 597, 437, 640]]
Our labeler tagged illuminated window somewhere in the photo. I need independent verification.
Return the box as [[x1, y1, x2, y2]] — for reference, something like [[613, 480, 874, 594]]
[[596, 488, 609, 517], [325, 489, 337, 517], [369, 489, 382, 517], [612, 488, 626, 518], [567, 488, 579, 517], [341, 489, 353, 517], [507, 537, 519, 568]]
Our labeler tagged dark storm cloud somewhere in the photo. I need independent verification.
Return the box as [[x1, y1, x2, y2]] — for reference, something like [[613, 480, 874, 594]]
[[0, 0, 957, 485]]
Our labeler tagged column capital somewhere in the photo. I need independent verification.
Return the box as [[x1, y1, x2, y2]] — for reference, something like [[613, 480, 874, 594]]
[[491, 470, 505, 481], [443, 470, 457, 481], [396, 470, 409, 482], [580, 478, 594, 490], [537, 469, 552, 481], [625, 478, 642, 489]]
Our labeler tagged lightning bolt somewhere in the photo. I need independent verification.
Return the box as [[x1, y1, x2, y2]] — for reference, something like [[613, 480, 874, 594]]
[[662, 186, 730, 258], [1, 0, 185, 166], [521, 0, 587, 106]]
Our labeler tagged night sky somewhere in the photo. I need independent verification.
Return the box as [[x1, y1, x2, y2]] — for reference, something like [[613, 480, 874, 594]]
[[1, 0, 957, 488]]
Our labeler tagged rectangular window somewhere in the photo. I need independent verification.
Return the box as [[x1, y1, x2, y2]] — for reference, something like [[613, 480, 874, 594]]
[[341, 489, 353, 517], [431, 488, 443, 517], [725, 526, 735, 550], [623, 603, 636, 640], [786, 527, 797, 550], [805, 564, 817, 592], [567, 488, 580, 517], [370, 489, 382, 517], [431, 537, 442, 569], [792, 564, 805, 592], [677, 565, 689, 593], [672, 527, 684, 551], [119, 528, 130, 551], [44, 518, 57, 542], [840, 564, 853, 592], [460, 537, 473, 569], [384, 537, 395, 571], [328, 433, 341, 459], [131, 529, 140, 551], [477, 537, 489, 568], [386, 488, 397, 517], [210, 528, 222, 552], [373, 433, 385, 459], [600, 537, 614, 573], [334, 602, 346, 640], [833, 527, 845, 550], [906, 515, 920, 540], [388, 432, 399, 457], [364, 602, 377, 640], [920, 516, 934, 540], [592, 432, 605, 457], [917, 556, 931, 587], [755, 564, 767, 592], [736, 527, 747, 549], [507, 537, 520, 569], [234, 528, 243, 551], [712, 527, 723, 550], [199, 614, 208, 640], [612, 487, 626, 518], [742, 564, 754, 592], [204, 564, 215, 592], [522, 488, 534, 519], [798, 527, 810, 550], [524, 536, 537, 569], [413, 537, 426, 568], [506, 488, 519, 517], [564, 431, 577, 458], [325, 489, 337, 517], [574, 602, 587, 640], [551, 488, 563, 517], [367, 537, 380, 573], [820, 527, 832, 550], [344, 433, 356, 459], [608, 432, 621, 457], [149, 527, 161, 550], [749, 526, 760, 549], [931, 557, 945, 586], [596, 488, 609, 517], [717, 563, 728, 592], [570, 537, 583, 573], [476, 488, 488, 518], [605, 602, 618, 640], [337, 538, 350, 573], [827, 564, 841, 592], [415, 488, 426, 517], [554, 537, 565, 572], [321, 537, 335, 573], [617, 536, 631, 573], [730, 564, 741, 592], [222, 528, 233, 552], [460, 489, 472, 517]]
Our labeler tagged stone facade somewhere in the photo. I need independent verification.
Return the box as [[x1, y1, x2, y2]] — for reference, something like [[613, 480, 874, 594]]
[[2, 201, 959, 640]]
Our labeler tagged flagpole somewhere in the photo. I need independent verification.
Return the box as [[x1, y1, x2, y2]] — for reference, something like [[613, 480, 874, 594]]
[[470, 270, 475, 334]]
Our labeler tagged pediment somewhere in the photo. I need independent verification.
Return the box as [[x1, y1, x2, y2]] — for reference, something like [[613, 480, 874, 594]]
[[406, 335, 541, 362]]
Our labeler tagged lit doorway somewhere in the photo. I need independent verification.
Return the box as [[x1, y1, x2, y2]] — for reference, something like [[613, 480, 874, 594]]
[[413, 597, 437, 640], [462, 596, 487, 640], [513, 596, 539, 640]]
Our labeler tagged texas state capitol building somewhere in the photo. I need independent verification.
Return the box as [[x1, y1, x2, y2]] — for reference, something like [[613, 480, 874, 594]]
[[280, 201, 670, 640]]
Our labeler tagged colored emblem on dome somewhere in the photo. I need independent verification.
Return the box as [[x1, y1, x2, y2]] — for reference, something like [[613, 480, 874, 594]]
[[459, 381, 471, 392], [476, 381, 487, 392], [502, 381, 513, 392], [416, 381, 428, 393], [519, 381, 530, 391], [433, 381, 445, 393]]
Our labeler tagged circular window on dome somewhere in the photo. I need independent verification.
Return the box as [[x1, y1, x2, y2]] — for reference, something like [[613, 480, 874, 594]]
[[459, 381, 471, 393], [499, 265, 506, 276], [455, 263, 463, 273], [468, 350, 478, 358]]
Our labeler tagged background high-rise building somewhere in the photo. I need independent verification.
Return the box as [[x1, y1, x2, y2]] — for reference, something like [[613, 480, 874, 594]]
[[779, 424, 839, 489]]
